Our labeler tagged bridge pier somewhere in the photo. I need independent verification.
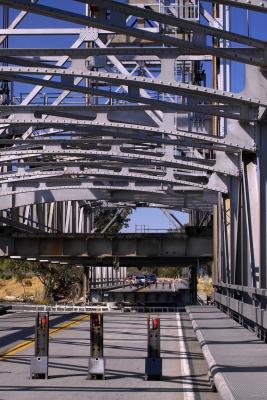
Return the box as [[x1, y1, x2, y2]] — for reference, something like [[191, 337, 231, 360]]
[[189, 266, 198, 304], [82, 266, 89, 302]]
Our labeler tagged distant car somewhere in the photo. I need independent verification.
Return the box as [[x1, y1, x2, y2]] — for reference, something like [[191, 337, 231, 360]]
[[135, 275, 146, 287], [145, 274, 157, 285]]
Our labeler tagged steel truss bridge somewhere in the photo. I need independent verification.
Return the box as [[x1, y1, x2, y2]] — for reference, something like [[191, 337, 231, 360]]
[[0, 0, 266, 319]]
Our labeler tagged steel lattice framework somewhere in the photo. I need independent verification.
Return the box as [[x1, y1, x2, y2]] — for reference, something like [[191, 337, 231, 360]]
[[0, 0, 266, 307]]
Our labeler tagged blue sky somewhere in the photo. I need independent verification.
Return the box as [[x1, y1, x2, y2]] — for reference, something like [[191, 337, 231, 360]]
[[122, 208, 189, 232], [1, 1, 266, 231]]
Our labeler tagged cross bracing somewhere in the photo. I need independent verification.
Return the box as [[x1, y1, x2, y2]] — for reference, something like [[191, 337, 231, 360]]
[[0, 0, 266, 303], [0, 0, 264, 203]]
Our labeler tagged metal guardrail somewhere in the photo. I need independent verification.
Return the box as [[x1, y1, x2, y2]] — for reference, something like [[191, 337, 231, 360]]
[[6, 304, 182, 314], [214, 283, 267, 297], [214, 292, 267, 331], [1, 302, 191, 316], [123, 306, 182, 313], [9, 304, 110, 314]]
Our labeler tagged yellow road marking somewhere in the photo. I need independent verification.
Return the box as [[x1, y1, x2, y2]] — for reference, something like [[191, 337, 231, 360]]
[[138, 287, 147, 292], [0, 314, 89, 359]]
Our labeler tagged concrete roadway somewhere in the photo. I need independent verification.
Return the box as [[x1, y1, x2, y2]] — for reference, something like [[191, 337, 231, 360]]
[[0, 312, 219, 400]]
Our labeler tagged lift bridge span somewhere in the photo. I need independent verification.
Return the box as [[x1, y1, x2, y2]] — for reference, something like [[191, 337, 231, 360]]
[[0, 0, 266, 399]]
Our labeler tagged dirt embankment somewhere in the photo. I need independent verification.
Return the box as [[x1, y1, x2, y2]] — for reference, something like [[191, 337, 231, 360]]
[[197, 277, 213, 296], [0, 277, 44, 302]]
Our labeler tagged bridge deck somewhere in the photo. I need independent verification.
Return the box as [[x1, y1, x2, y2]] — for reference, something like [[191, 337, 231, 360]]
[[105, 281, 191, 305], [187, 306, 267, 400], [0, 311, 218, 400], [107, 281, 189, 293]]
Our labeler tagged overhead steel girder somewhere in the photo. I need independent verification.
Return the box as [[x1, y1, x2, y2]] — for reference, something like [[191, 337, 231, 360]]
[[0, 104, 254, 134], [0, 165, 207, 181], [0, 105, 173, 113], [0, 56, 66, 71], [0, 214, 54, 234], [0, 166, 228, 193], [0, 185, 218, 212], [0, 138, 244, 177], [0, 104, 241, 119], [77, 0, 266, 49], [0, 73, 259, 122], [0, 158, 221, 175], [0, 47, 262, 59], [0, 28, 91, 35], [0, 136, 221, 150], [0, 230, 212, 261], [0, 145, 239, 176], [1, 35, 86, 131], [2, 0, 266, 51], [0, 47, 264, 67], [0, 98, 250, 123], [0, 103, 245, 120], [0, 158, 232, 182], [0, 135, 242, 156], [0, 66, 264, 108], [0, 116, 255, 151], [0, 150, 231, 176]]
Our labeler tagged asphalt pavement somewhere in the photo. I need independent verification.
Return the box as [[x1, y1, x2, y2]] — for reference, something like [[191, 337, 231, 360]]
[[0, 311, 219, 400]]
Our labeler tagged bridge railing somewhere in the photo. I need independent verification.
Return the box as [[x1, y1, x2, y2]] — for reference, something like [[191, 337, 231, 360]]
[[214, 283, 267, 342]]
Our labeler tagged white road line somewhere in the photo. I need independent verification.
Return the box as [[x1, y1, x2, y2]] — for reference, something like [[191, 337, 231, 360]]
[[176, 312, 195, 400]]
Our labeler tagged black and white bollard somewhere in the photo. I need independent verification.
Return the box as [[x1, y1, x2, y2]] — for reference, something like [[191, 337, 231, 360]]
[[30, 312, 49, 379], [88, 313, 105, 379], [145, 316, 162, 380]]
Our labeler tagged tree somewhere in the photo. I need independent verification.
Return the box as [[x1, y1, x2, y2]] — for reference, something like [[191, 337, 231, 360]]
[[1, 259, 83, 302], [30, 262, 83, 301], [7, 259, 31, 298], [94, 208, 132, 233]]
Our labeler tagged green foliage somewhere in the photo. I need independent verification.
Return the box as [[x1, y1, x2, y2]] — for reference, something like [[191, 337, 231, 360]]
[[153, 267, 181, 278], [29, 262, 83, 301], [94, 208, 132, 233], [0, 258, 83, 302]]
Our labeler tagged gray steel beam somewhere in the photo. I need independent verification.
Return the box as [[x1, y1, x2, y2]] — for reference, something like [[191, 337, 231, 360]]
[[0, 229, 212, 259], [0, 47, 264, 66], [77, 0, 267, 47], [0, 145, 239, 176], [0, 67, 264, 108], [0, 117, 256, 151], [2, 0, 265, 49], [0, 72, 258, 121], [0, 167, 227, 193], [0, 186, 217, 211]]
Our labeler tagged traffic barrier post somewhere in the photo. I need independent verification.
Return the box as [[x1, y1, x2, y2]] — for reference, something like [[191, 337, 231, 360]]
[[145, 315, 162, 380], [88, 313, 105, 379], [30, 312, 49, 379]]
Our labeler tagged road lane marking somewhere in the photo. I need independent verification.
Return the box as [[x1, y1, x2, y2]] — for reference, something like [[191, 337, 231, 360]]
[[176, 312, 195, 400], [137, 287, 147, 292], [0, 314, 89, 359]]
